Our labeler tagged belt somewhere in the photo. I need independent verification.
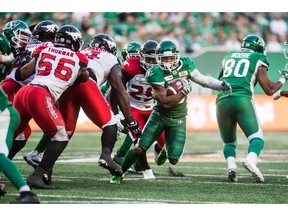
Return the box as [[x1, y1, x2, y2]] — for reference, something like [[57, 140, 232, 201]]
[[29, 83, 49, 91]]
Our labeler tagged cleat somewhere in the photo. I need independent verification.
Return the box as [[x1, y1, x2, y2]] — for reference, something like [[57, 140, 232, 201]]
[[241, 158, 264, 183], [227, 169, 238, 182], [156, 148, 167, 166], [43, 167, 53, 185], [127, 162, 143, 174], [143, 169, 155, 180], [0, 183, 6, 196], [26, 167, 54, 189], [110, 175, 124, 184], [168, 166, 185, 177], [10, 191, 40, 204], [99, 153, 123, 176], [23, 150, 42, 169]]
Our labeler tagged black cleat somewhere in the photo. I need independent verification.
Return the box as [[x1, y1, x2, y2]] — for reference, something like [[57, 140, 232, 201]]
[[10, 191, 40, 204], [26, 167, 54, 189], [43, 167, 53, 185], [99, 153, 123, 176]]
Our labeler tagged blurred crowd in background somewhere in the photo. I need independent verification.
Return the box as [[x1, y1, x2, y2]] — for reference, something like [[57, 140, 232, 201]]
[[1, 12, 288, 55]]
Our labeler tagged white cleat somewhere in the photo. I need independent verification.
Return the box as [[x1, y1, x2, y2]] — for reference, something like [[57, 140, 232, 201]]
[[143, 169, 156, 180], [241, 158, 264, 183]]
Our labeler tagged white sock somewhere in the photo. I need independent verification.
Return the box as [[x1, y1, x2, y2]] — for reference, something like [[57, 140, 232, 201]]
[[226, 156, 237, 170], [19, 185, 31, 193], [247, 152, 258, 165]]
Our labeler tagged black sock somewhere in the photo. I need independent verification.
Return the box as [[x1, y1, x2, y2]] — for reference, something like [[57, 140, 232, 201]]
[[39, 141, 68, 170], [154, 143, 162, 154], [8, 140, 26, 159], [101, 124, 117, 155], [138, 150, 150, 170]]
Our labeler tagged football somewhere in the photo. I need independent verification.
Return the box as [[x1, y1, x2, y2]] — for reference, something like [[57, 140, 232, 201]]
[[167, 79, 183, 95]]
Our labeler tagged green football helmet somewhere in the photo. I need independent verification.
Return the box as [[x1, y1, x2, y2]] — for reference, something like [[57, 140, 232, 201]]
[[156, 40, 180, 72], [241, 35, 266, 55], [3, 20, 31, 49], [121, 41, 141, 60]]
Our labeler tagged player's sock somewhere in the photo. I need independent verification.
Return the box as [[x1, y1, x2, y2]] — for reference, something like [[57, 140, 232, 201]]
[[39, 141, 68, 170], [138, 150, 150, 171], [101, 124, 117, 155], [35, 133, 50, 153], [223, 144, 236, 159], [121, 149, 139, 173], [8, 140, 26, 159], [119, 135, 133, 154], [248, 138, 264, 156], [154, 142, 162, 154]]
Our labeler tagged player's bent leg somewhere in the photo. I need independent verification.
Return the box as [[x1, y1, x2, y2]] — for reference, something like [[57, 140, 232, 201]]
[[98, 124, 123, 176]]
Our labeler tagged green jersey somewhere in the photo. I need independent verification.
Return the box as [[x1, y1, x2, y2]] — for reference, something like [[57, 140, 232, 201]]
[[0, 33, 12, 81], [145, 57, 196, 118], [217, 50, 269, 102], [0, 87, 11, 111]]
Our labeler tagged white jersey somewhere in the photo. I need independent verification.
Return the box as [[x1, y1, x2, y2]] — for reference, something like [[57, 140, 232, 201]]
[[5, 41, 54, 86], [122, 57, 154, 111], [127, 74, 154, 111], [80, 47, 118, 86], [30, 46, 88, 100]]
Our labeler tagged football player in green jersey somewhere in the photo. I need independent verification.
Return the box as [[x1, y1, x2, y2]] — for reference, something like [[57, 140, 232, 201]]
[[216, 35, 287, 183], [0, 32, 14, 80], [0, 85, 39, 203], [110, 39, 232, 184], [273, 40, 288, 100]]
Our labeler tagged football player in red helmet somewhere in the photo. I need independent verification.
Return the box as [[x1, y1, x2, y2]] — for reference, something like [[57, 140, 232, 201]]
[[112, 40, 166, 179]]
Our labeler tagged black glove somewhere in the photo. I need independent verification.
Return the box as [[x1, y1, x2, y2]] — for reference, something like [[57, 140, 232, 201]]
[[19, 50, 31, 66], [126, 116, 142, 139], [11, 47, 25, 58]]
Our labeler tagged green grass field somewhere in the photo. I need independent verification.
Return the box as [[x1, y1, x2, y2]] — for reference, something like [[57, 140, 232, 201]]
[[1, 131, 288, 207]]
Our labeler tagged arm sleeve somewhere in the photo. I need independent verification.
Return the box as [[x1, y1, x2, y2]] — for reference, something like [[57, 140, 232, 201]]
[[191, 69, 223, 91]]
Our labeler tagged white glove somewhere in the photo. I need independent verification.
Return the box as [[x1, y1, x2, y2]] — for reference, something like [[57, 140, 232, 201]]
[[273, 90, 282, 100], [114, 113, 125, 132], [1, 53, 15, 63], [221, 80, 232, 96], [180, 79, 193, 96]]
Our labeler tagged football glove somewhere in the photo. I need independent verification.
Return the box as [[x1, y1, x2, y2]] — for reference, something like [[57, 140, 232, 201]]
[[220, 80, 232, 96], [273, 90, 282, 100], [11, 46, 25, 58], [114, 113, 125, 132], [126, 117, 141, 139], [277, 63, 288, 82], [180, 78, 193, 96]]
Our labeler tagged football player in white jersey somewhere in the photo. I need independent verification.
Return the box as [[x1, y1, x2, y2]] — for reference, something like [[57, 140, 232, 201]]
[[3, 20, 59, 161], [11, 25, 89, 189], [57, 33, 141, 177], [113, 40, 166, 179], [19, 21, 60, 170]]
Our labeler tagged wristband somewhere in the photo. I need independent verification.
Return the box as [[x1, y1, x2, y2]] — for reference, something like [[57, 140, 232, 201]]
[[278, 77, 286, 85]]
